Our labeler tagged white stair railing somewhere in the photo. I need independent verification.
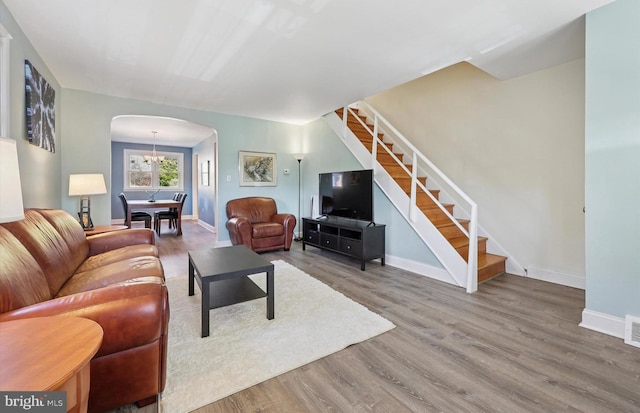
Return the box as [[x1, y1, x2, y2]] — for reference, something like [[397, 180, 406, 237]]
[[340, 101, 478, 293]]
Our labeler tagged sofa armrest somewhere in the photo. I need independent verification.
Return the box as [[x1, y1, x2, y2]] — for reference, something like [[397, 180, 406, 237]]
[[87, 228, 156, 256], [273, 213, 296, 249], [226, 216, 252, 249], [0, 277, 169, 358], [272, 213, 296, 227]]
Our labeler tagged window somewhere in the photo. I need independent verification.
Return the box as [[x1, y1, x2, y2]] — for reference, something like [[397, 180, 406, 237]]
[[124, 149, 184, 191]]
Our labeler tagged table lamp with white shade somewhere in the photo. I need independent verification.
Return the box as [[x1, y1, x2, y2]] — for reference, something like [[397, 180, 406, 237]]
[[68, 174, 107, 230]]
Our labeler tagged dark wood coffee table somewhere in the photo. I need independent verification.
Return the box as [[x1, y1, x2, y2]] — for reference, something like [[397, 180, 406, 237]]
[[188, 245, 274, 337]]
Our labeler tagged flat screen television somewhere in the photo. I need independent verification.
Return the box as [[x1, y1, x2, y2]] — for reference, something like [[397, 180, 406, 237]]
[[319, 169, 373, 222]]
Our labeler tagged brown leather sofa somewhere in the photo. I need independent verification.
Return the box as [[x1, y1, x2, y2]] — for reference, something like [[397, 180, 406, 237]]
[[226, 197, 296, 252], [0, 209, 168, 413]]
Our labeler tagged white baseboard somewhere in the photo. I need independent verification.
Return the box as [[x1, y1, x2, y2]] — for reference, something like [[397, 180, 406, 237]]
[[526, 266, 585, 290], [385, 254, 455, 286], [197, 220, 216, 234], [580, 309, 625, 339]]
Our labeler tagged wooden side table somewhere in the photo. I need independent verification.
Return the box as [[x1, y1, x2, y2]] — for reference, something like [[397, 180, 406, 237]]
[[84, 225, 128, 236], [0, 316, 103, 413]]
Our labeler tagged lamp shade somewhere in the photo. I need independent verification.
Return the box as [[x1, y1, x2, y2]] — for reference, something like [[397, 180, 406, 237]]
[[0, 137, 25, 223], [293, 153, 305, 161], [69, 174, 107, 196]]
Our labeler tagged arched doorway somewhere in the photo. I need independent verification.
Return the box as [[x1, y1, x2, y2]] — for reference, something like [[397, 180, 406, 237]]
[[110, 115, 217, 233]]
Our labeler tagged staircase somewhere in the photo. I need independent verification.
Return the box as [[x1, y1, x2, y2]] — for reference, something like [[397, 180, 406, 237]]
[[332, 104, 507, 290]]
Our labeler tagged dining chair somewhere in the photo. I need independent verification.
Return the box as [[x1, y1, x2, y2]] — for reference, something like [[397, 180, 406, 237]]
[[118, 193, 152, 228], [154, 193, 187, 235]]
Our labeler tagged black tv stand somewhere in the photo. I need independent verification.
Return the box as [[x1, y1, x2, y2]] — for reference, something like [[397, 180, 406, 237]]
[[302, 217, 385, 270]]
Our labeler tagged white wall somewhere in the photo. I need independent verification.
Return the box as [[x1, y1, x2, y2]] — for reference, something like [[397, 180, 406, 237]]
[[366, 61, 586, 283]]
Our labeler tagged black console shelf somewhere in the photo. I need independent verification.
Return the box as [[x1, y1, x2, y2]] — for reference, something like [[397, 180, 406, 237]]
[[302, 217, 385, 270]]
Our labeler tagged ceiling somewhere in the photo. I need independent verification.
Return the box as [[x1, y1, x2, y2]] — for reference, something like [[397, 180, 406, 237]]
[[110, 115, 216, 147], [4, 0, 612, 145]]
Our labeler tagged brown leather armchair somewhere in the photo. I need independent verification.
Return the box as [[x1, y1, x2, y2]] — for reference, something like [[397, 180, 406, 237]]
[[226, 197, 296, 252]]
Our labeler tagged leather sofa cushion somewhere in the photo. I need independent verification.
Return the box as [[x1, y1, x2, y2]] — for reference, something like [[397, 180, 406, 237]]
[[56, 256, 164, 297], [76, 244, 158, 273], [0, 227, 52, 312], [87, 228, 155, 256], [252, 236, 285, 251], [40, 209, 90, 256], [252, 222, 284, 238], [1, 209, 88, 297]]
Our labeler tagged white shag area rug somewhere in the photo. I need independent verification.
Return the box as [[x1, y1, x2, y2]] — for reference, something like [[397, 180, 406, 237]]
[[151, 259, 394, 412]]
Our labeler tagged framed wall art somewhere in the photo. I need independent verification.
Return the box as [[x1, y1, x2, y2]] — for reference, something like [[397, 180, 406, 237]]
[[239, 151, 277, 186], [201, 160, 210, 186], [25, 60, 55, 152]]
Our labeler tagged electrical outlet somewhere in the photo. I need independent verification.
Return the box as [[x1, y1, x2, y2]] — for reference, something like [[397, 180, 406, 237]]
[[226, 175, 231, 182], [283, 168, 290, 175]]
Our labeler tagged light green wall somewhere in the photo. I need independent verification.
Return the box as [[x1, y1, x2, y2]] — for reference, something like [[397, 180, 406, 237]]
[[2, 1, 62, 209], [215, 116, 301, 240], [585, 0, 640, 318], [60, 89, 301, 237]]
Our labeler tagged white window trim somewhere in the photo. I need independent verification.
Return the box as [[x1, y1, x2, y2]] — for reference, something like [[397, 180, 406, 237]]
[[123, 148, 184, 191], [0, 24, 12, 138]]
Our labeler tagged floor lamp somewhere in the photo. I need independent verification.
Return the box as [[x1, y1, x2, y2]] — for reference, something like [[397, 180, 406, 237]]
[[294, 153, 305, 241]]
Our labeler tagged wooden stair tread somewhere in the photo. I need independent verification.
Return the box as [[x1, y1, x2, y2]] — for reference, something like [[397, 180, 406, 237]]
[[378, 151, 404, 159], [416, 198, 441, 208], [377, 157, 406, 165], [395, 176, 427, 184], [479, 253, 506, 264], [386, 171, 412, 177], [348, 122, 374, 130], [354, 134, 383, 141], [450, 236, 488, 249], [411, 190, 441, 201], [478, 253, 507, 283], [380, 163, 407, 170], [436, 218, 469, 229], [421, 203, 454, 211]]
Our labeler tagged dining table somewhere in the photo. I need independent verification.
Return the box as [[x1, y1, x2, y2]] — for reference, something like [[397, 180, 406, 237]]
[[126, 199, 184, 236]]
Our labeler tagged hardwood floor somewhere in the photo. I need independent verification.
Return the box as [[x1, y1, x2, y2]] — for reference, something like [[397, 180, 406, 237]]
[[151, 220, 639, 413]]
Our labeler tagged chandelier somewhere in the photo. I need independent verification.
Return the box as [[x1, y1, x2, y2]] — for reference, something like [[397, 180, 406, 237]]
[[144, 130, 165, 163]]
